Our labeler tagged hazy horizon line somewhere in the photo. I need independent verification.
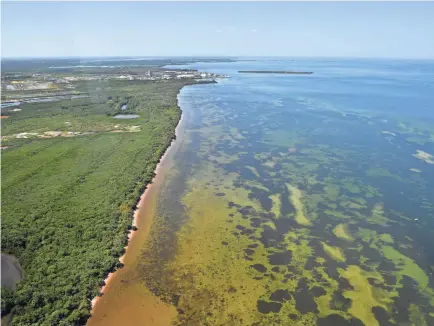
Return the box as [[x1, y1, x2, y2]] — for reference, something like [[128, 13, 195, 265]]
[[2, 55, 434, 61]]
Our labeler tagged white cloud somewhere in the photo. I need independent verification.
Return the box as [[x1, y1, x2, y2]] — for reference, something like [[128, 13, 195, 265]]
[[215, 29, 222, 33], [251, 29, 257, 33]]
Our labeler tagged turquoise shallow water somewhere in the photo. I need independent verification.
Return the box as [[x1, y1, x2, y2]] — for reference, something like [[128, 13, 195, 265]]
[[142, 59, 434, 325]]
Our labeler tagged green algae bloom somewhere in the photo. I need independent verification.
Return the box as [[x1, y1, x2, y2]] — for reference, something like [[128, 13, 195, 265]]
[[322, 242, 346, 262], [269, 193, 281, 218], [333, 224, 354, 242], [287, 184, 311, 226], [379, 233, 394, 244], [381, 245, 429, 289], [339, 265, 388, 326]]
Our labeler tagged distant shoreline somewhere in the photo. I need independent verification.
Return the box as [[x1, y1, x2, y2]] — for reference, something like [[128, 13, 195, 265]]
[[238, 70, 313, 75]]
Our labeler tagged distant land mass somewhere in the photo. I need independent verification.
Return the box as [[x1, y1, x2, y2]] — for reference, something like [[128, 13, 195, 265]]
[[238, 70, 313, 75]]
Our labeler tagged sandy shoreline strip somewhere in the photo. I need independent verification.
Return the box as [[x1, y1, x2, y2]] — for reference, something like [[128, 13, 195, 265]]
[[90, 99, 185, 311]]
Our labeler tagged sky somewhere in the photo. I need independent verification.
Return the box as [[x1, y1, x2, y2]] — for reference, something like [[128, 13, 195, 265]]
[[1, 1, 434, 59]]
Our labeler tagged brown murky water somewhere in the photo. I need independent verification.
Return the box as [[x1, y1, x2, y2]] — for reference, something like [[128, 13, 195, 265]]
[[86, 184, 176, 326]]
